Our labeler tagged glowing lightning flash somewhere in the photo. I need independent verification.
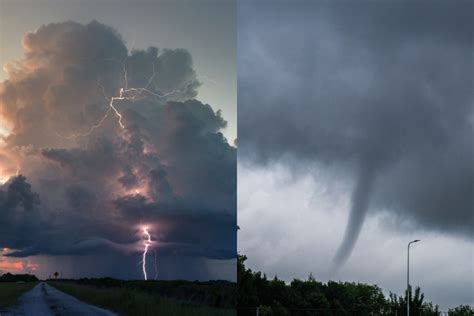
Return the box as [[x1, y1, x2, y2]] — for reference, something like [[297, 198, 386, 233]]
[[141, 226, 153, 280], [55, 58, 195, 139], [101, 59, 197, 131]]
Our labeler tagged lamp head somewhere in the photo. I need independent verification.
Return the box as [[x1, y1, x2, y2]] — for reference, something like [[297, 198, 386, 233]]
[[409, 239, 420, 246]]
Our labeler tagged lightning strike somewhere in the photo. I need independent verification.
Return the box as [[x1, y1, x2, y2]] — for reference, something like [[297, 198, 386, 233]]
[[141, 226, 152, 280], [55, 58, 196, 139]]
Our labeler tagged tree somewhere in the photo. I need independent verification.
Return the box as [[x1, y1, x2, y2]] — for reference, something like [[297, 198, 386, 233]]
[[53, 271, 59, 280], [388, 286, 439, 316], [238, 254, 259, 309], [449, 305, 474, 316], [237, 253, 454, 316]]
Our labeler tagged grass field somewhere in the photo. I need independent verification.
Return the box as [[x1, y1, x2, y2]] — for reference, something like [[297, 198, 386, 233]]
[[49, 281, 236, 316], [0, 282, 37, 310]]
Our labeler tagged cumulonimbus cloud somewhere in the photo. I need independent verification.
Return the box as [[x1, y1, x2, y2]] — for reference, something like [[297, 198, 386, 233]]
[[0, 21, 236, 277]]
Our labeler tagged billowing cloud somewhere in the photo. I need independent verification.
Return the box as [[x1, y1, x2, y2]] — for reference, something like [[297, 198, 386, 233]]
[[0, 21, 235, 279], [239, 0, 473, 266]]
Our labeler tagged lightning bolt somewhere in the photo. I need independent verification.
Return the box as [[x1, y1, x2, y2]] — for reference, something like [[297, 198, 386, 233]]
[[55, 57, 197, 139], [142, 226, 152, 280], [101, 58, 196, 131]]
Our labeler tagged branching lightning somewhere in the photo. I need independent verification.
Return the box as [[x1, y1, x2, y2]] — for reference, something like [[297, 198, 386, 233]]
[[51, 55, 197, 279], [56, 57, 196, 138]]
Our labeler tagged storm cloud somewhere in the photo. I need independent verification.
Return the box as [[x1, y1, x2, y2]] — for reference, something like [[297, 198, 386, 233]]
[[239, 0, 473, 266], [0, 21, 236, 279]]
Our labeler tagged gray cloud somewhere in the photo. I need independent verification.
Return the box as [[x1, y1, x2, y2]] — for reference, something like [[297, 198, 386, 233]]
[[238, 164, 474, 310], [239, 0, 473, 266], [0, 21, 235, 279], [0, 176, 44, 250]]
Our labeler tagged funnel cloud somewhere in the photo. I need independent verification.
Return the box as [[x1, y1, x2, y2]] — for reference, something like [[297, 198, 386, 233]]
[[334, 161, 375, 268], [239, 0, 473, 266]]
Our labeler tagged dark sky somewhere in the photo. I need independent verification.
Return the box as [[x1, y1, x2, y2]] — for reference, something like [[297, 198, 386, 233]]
[[238, 0, 473, 309], [0, 1, 236, 281]]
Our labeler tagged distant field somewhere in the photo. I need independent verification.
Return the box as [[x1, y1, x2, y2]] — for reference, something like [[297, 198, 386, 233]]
[[49, 281, 236, 316], [0, 282, 37, 310]]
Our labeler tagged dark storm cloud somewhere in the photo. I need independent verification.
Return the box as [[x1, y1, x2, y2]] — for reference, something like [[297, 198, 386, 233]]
[[0, 20, 235, 277], [239, 0, 473, 265], [126, 47, 201, 101], [113, 194, 236, 260], [0, 176, 46, 251]]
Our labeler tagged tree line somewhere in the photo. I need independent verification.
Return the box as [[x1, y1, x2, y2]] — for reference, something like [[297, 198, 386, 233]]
[[237, 255, 473, 316], [0, 273, 38, 282]]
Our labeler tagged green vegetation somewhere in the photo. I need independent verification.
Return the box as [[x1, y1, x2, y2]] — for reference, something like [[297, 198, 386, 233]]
[[49, 281, 236, 316], [63, 277, 236, 308], [0, 282, 37, 310], [448, 306, 474, 316], [0, 273, 39, 310], [238, 255, 473, 316]]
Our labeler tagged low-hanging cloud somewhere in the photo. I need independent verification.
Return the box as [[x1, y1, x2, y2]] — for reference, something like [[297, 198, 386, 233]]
[[0, 21, 236, 279], [239, 0, 473, 267]]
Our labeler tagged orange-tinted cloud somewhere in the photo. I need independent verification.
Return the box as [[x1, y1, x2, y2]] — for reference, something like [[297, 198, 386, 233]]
[[0, 260, 23, 272]]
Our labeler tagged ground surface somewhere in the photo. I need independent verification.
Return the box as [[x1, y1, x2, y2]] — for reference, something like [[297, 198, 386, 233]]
[[2, 282, 117, 316], [50, 281, 236, 316], [0, 282, 37, 311]]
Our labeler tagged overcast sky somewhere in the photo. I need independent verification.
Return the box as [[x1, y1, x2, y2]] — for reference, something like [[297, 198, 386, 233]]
[[238, 0, 473, 310]]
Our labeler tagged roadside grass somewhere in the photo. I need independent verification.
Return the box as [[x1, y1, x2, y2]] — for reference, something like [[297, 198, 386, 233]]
[[0, 282, 37, 310], [48, 281, 236, 316]]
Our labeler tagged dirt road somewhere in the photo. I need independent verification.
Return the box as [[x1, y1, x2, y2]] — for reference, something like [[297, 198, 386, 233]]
[[3, 282, 117, 316]]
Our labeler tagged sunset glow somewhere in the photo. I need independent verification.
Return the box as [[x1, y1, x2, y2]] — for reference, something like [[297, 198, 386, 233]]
[[0, 248, 39, 273], [0, 261, 22, 272]]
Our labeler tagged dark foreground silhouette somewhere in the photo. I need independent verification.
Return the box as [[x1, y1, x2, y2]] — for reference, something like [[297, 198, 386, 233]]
[[2, 282, 116, 316], [54, 277, 236, 309], [237, 255, 473, 316], [0, 273, 236, 315], [0, 273, 38, 283]]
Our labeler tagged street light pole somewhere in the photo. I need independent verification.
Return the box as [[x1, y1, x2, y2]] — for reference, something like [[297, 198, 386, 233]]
[[407, 239, 420, 316]]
